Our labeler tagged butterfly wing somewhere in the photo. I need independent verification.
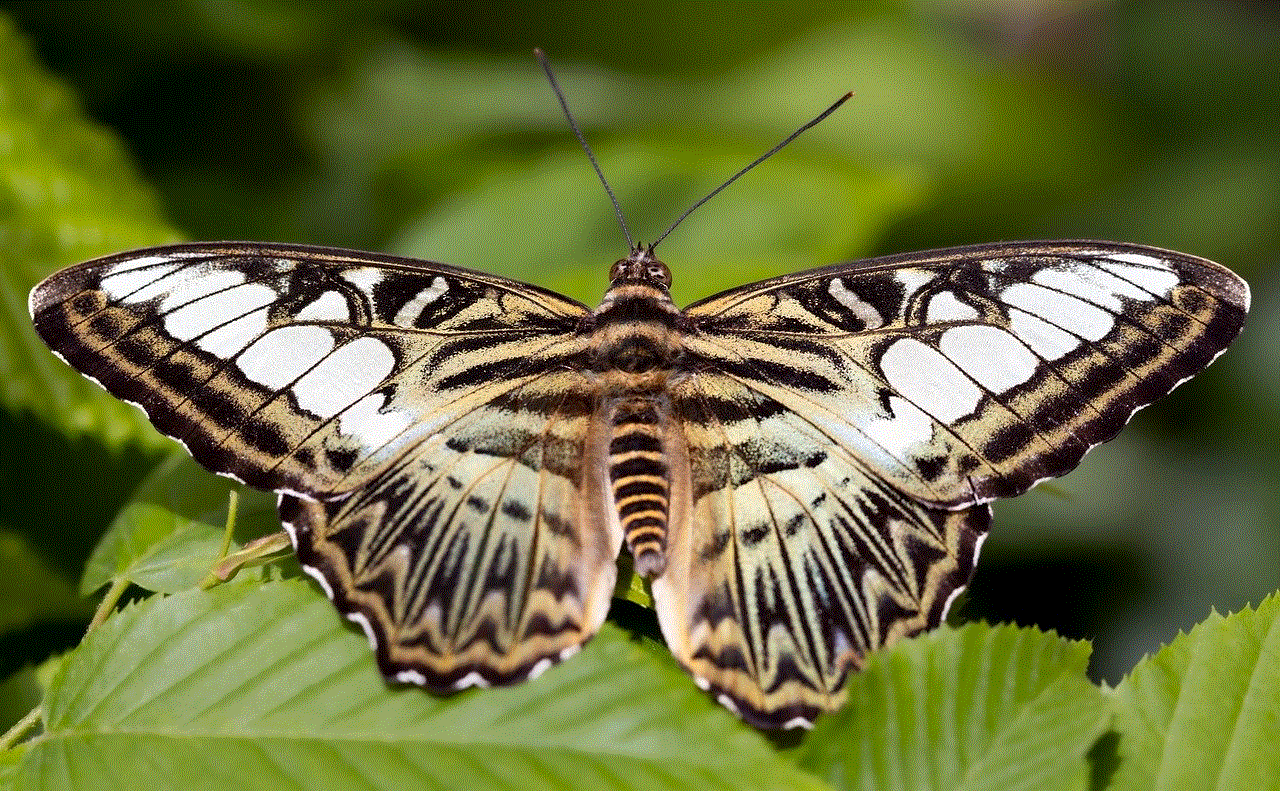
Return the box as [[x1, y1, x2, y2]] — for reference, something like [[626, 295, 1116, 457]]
[[280, 368, 619, 688], [681, 241, 1249, 506], [31, 243, 621, 687], [30, 243, 593, 495], [657, 374, 989, 728], [654, 241, 1248, 727]]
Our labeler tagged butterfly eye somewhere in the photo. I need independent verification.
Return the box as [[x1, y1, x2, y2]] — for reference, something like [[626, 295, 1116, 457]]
[[648, 263, 672, 288]]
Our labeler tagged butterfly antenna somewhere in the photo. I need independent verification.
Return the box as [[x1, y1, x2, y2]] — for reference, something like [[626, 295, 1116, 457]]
[[535, 48, 636, 252], [651, 91, 853, 249]]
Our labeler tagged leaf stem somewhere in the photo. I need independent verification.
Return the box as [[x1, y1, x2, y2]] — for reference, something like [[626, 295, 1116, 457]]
[[0, 704, 41, 750], [217, 488, 239, 562], [86, 576, 131, 636]]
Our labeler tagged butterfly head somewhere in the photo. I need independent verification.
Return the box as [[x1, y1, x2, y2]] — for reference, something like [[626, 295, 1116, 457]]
[[610, 246, 672, 289]]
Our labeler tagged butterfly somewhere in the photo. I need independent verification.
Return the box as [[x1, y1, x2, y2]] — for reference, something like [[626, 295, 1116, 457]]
[[29, 234, 1248, 728]]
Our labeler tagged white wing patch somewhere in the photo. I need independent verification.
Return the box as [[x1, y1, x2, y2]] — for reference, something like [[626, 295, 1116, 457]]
[[394, 276, 449, 326], [926, 291, 981, 323], [828, 278, 884, 329], [292, 336, 397, 418], [342, 267, 385, 292], [237, 326, 336, 389], [859, 395, 936, 458], [880, 337, 983, 423], [196, 306, 271, 357], [1008, 308, 1081, 361], [1097, 259, 1180, 295], [297, 290, 352, 322], [939, 325, 1038, 393], [166, 282, 276, 342], [338, 393, 412, 450], [1001, 283, 1115, 342]]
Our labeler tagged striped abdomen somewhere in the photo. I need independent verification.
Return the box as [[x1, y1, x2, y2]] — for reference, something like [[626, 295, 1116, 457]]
[[609, 397, 670, 578]]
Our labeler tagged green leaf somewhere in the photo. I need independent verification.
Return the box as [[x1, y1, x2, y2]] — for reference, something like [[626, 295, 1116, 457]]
[[0, 668, 42, 738], [798, 624, 1109, 791], [80, 455, 278, 595], [0, 743, 27, 788], [0, 14, 179, 450], [0, 531, 88, 636], [1107, 593, 1280, 791], [14, 580, 830, 791]]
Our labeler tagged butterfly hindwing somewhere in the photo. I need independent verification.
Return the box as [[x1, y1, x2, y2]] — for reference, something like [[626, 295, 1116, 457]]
[[656, 374, 989, 728], [280, 369, 621, 688]]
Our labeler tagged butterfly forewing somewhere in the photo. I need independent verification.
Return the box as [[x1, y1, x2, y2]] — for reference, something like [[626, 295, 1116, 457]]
[[682, 242, 1250, 506], [29, 243, 592, 496]]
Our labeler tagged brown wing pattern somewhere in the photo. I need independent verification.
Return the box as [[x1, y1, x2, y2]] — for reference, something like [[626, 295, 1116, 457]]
[[656, 373, 988, 728], [280, 369, 621, 688], [30, 237, 1250, 729], [31, 242, 619, 687], [683, 241, 1249, 506], [29, 242, 592, 497], [653, 241, 1247, 727]]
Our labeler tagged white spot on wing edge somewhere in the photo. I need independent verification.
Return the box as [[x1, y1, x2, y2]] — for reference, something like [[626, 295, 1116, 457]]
[[782, 715, 815, 731], [395, 669, 428, 686], [345, 610, 379, 651], [558, 644, 581, 661], [452, 671, 490, 690], [716, 693, 741, 716], [942, 531, 989, 620], [214, 469, 246, 485], [299, 563, 335, 602], [526, 657, 554, 680]]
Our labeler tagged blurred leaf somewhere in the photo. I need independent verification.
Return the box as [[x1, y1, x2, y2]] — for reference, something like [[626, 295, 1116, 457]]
[[80, 455, 277, 595], [0, 743, 26, 787], [14, 580, 829, 791], [797, 624, 1108, 791], [0, 532, 88, 636], [0, 14, 179, 451], [1107, 593, 1280, 791], [390, 137, 919, 306], [0, 667, 42, 737]]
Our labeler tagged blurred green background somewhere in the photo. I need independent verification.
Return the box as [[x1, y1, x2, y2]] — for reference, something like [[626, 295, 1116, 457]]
[[0, 0, 1275, 700]]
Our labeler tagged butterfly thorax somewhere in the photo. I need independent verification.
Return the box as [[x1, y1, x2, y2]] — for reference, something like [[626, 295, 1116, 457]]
[[589, 250, 686, 578], [590, 252, 685, 377]]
